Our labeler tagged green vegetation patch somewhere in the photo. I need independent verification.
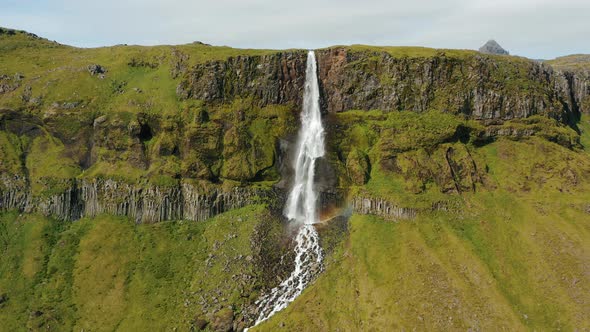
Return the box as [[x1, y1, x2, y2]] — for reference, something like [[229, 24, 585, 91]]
[[257, 190, 590, 330], [0, 205, 286, 331]]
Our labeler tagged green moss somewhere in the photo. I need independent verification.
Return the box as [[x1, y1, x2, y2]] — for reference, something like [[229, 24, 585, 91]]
[[579, 114, 590, 154], [0, 131, 23, 175], [345, 148, 370, 185], [25, 134, 81, 196]]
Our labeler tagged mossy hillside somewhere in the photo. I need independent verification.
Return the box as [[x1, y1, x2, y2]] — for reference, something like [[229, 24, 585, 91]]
[[0, 205, 291, 331], [1, 28, 299, 189], [256, 136, 590, 331], [327, 109, 583, 209], [580, 115, 590, 155], [0, 99, 298, 197], [0, 130, 24, 176], [1, 27, 585, 196], [258, 196, 590, 331], [0, 28, 279, 113]]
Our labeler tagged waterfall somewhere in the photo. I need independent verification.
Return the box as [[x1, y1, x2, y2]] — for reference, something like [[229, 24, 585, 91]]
[[250, 50, 325, 327]]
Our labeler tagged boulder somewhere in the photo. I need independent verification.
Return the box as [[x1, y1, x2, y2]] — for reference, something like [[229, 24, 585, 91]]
[[87, 64, 106, 76]]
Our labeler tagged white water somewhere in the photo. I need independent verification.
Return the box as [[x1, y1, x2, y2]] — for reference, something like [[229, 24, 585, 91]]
[[250, 50, 325, 327]]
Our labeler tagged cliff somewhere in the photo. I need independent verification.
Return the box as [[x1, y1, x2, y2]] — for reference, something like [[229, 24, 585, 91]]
[[1, 29, 590, 223], [179, 46, 585, 126], [0, 175, 273, 222]]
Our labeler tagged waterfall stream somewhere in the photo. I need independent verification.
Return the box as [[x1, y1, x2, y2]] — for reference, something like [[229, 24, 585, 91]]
[[250, 50, 325, 327]]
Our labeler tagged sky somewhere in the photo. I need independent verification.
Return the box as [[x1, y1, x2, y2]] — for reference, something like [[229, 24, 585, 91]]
[[1, 0, 589, 59]]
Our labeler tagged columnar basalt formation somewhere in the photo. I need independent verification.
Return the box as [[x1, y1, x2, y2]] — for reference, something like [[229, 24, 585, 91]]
[[351, 196, 418, 220], [0, 176, 275, 223]]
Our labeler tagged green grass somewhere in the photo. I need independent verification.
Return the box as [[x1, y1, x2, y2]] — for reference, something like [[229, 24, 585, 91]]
[[335, 45, 478, 58], [0, 131, 23, 175], [546, 54, 590, 71], [0, 205, 281, 331], [257, 194, 590, 331], [0, 29, 279, 114], [579, 114, 590, 153], [254, 125, 590, 331]]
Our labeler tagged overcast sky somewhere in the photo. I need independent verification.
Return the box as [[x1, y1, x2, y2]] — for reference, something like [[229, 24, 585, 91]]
[[1, 0, 588, 59]]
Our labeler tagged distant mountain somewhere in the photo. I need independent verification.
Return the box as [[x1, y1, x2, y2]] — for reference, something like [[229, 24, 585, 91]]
[[479, 39, 509, 55]]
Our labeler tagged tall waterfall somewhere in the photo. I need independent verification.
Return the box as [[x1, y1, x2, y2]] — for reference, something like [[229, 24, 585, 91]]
[[250, 50, 325, 327]]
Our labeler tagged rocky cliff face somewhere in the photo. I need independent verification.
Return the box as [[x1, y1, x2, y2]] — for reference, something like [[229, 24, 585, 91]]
[[178, 47, 586, 127], [2, 42, 590, 224], [176, 51, 308, 107], [315, 48, 581, 125], [566, 70, 590, 114], [0, 175, 275, 223], [351, 196, 418, 220]]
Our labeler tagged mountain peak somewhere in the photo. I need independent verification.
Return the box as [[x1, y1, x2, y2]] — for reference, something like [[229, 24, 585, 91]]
[[479, 39, 509, 55]]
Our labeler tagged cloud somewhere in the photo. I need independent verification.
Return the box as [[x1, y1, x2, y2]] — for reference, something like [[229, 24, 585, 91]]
[[0, 0, 588, 58]]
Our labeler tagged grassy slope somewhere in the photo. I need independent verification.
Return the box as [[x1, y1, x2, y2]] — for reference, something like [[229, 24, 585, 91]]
[[258, 201, 590, 331], [0, 29, 278, 113], [255, 120, 590, 331], [0, 205, 275, 331], [2, 29, 590, 331], [547, 54, 590, 71]]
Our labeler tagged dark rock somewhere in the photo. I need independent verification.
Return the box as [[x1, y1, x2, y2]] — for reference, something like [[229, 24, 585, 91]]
[[87, 64, 106, 76], [479, 40, 509, 55], [210, 308, 234, 332], [193, 41, 212, 46], [170, 49, 190, 79], [193, 315, 209, 330], [31, 310, 43, 317], [0, 74, 21, 95], [0, 175, 280, 223], [0, 293, 8, 305], [178, 47, 582, 127], [177, 51, 307, 107]]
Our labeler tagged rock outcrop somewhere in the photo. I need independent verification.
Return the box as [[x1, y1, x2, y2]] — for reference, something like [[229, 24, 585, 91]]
[[176, 51, 308, 107], [315, 48, 577, 125], [478, 40, 509, 55], [0, 175, 276, 223], [351, 196, 418, 220], [351, 196, 459, 220], [565, 70, 590, 114]]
